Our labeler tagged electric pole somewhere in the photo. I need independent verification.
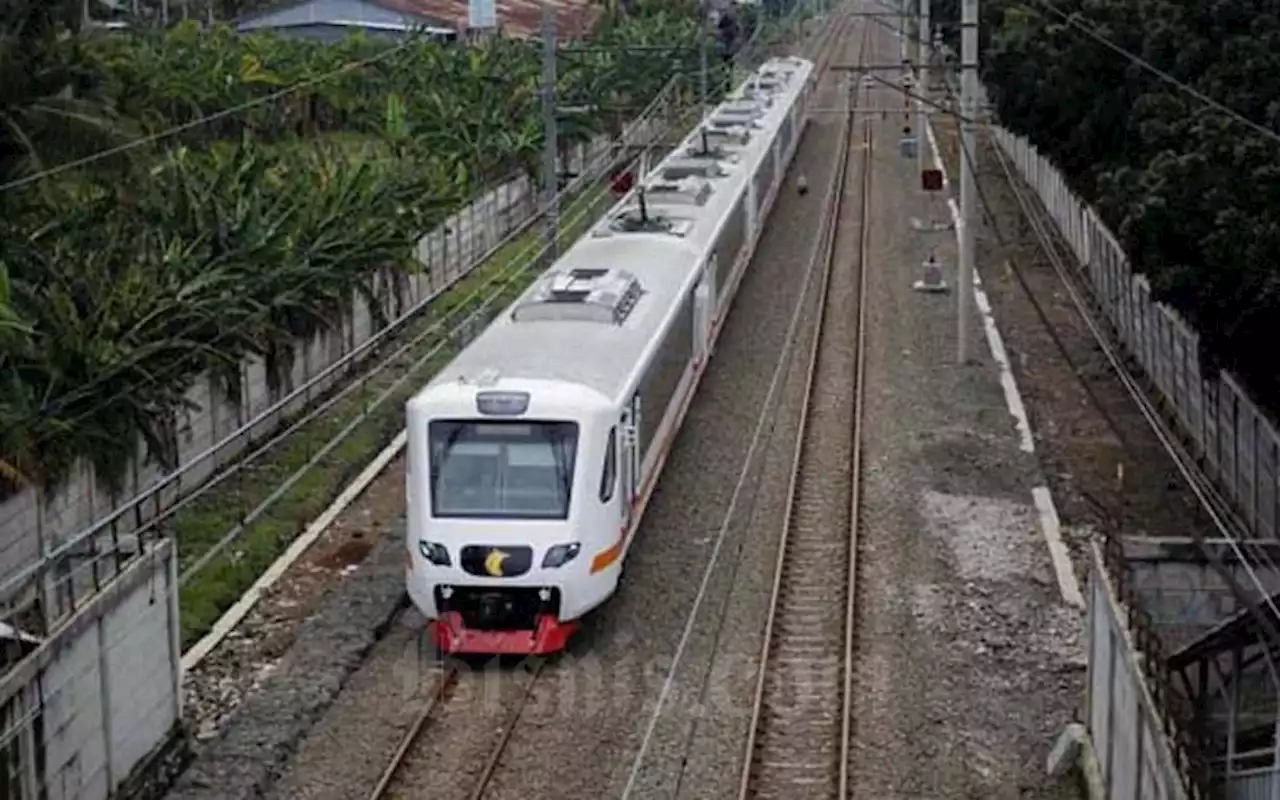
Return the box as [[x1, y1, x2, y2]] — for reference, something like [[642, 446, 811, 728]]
[[541, 3, 559, 259], [958, 0, 978, 364], [916, 0, 930, 177]]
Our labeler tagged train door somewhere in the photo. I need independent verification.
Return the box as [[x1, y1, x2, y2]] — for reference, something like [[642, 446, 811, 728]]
[[693, 264, 713, 365], [620, 395, 641, 522]]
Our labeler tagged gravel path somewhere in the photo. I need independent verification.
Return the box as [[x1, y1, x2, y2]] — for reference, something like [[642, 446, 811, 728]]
[[167, 522, 409, 799], [931, 117, 1208, 590], [181, 455, 409, 746], [834, 20, 1086, 800]]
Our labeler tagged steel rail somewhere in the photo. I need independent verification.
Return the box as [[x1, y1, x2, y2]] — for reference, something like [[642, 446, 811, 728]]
[[366, 659, 547, 800], [839, 73, 873, 800], [463, 660, 547, 800], [735, 16, 871, 798], [367, 666, 462, 800]]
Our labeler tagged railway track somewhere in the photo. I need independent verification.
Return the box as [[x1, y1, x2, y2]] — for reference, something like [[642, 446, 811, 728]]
[[736, 21, 872, 800], [366, 659, 545, 800]]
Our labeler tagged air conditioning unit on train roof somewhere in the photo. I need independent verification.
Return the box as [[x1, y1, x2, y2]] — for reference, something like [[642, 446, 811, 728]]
[[719, 98, 769, 116], [660, 158, 733, 181], [752, 68, 794, 90], [639, 176, 714, 207], [595, 207, 694, 238], [681, 129, 742, 162], [702, 121, 754, 143], [511, 267, 645, 325]]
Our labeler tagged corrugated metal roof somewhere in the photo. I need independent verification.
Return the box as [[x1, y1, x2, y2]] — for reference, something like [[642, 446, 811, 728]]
[[378, 0, 601, 38]]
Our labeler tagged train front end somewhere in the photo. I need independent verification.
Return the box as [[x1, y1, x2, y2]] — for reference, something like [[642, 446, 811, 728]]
[[405, 379, 621, 656]]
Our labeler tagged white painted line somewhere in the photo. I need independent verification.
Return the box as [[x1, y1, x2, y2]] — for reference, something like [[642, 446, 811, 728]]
[[181, 430, 409, 673], [1033, 486, 1085, 608], [923, 118, 1083, 609]]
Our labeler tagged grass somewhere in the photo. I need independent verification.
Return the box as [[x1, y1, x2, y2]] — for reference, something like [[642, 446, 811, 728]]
[[172, 180, 613, 650]]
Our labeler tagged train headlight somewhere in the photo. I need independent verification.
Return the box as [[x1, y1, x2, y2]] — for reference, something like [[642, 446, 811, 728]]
[[541, 542, 581, 568], [418, 541, 451, 566]]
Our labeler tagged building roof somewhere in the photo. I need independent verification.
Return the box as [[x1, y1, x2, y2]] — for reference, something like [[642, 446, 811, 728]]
[[237, 0, 454, 35], [381, 0, 600, 38], [238, 0, 600, 38]]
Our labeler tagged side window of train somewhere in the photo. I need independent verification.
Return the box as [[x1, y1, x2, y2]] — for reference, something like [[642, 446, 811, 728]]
[[599, 426, 617, 503]]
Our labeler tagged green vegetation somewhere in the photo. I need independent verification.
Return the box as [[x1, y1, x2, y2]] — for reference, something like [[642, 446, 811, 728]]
[[0, 0, 724, 497], [931, 0, 1280, 409]]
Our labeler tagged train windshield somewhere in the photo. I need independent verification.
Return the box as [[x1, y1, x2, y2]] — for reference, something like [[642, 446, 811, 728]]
[[428, 420, 579, 519]]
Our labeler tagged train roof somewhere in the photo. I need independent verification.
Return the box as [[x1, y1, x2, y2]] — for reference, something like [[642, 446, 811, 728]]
[[413, 57, 814, 408]]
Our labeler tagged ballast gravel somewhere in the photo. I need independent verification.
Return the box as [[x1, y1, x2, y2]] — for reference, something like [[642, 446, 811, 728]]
[[166, 522, 410, 799]]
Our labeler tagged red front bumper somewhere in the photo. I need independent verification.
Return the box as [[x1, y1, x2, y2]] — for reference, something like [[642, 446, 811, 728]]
[[431, 612, 579, 655]]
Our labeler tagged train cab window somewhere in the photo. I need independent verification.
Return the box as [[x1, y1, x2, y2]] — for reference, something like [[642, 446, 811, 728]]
[[599, 427, 617, 503], [428, 420, 578, 519]]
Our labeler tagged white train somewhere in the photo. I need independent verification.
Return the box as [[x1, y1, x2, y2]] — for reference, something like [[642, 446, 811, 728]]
[[405, 56, 817, 655]]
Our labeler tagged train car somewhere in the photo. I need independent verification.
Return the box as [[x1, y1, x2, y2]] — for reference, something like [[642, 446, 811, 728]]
[[405, 56, 817, 655]]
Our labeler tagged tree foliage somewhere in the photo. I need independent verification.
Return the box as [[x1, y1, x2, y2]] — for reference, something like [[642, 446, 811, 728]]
[[0, 0, 718, 496], [934, 0, 1280, 410]]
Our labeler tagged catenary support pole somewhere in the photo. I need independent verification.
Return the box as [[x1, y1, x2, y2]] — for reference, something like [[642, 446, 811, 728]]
[[958, 0, 978, 363], [917, 0, 930, 176], [541, 4, 559, 259]]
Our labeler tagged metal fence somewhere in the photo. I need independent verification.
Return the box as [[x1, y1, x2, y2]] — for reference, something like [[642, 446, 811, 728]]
[[991, 128, 1280, 548]]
